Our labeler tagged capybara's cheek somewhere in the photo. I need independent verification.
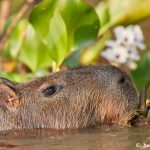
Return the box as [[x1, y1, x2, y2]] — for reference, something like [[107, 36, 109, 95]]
[[0, 106, 6, 117], [0, 94, 7, 105]]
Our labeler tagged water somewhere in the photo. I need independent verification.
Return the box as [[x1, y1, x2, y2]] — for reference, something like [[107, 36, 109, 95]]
[[0, 125, 149, 150]]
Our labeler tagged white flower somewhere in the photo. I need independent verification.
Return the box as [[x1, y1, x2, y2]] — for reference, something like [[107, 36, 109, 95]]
[[105, 40, 118, 48], [134, 25, 146, 50], [101, 25, 145, 70], [101, 46, 140, 69], [126, 60, 137, 70], [114, 26, 125, 39], [114, 25, 146, 50], [101, 45, 128, 63], [127, 47, 140, 61]]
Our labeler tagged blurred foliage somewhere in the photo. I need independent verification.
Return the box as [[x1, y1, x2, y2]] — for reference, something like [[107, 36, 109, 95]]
[[29, 0, 99, 66], [3, 19, 52, 72], [0, 0, 150, 92], [97, 0, 150, 35], [132, 51, 150, 88]]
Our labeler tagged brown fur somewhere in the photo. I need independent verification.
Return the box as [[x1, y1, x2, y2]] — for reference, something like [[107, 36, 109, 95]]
[[0, 65, 139, 131]]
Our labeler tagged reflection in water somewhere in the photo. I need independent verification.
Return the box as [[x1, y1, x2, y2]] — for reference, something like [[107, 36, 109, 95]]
[[0, 125, 150, 150]]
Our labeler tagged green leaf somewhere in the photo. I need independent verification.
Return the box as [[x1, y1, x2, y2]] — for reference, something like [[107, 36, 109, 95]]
[[0, 70, 49, 83], [30, 0, 100, 51], [0, 71, 27, 83], [64, 31, 111, 66], [108, 0, 150, 25], [59, 0, 100, 50], [29, 0, 100, 66], [19, 24, 52, 72], [80, 31, 111, 65], [97, 0, 150, 35], [95, 1, 110, 27], [29, 0, 58, 44], [74, 23, 98, 50], [132, 51, 150, 88], [47, 11, 67, 65], [3, 19, 28, 59]]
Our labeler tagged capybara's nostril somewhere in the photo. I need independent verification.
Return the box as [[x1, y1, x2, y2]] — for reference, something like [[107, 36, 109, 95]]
[[118, 77, 126, 84]]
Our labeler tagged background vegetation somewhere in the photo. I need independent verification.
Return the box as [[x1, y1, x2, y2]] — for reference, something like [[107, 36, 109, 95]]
[[0, 0, 150, 94]]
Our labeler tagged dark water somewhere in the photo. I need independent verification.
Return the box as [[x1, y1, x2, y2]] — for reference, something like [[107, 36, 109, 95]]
[[0, 126, 150, 150]]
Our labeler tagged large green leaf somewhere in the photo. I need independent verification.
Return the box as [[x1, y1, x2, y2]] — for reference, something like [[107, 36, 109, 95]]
[[29, 0, 58, 44], [98, 0, 150, 35], [74, 23, 99, 50], [59, 0, 100, 50], [109, 0, 150, 25], [95, 1, 110, 27], [29, 0, 100, 65], [47, 11, 67, 65], [19, 24, 52, 72], [132, 51, 150, 88]]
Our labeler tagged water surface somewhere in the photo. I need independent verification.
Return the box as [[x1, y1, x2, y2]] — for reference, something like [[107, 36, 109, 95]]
[[0, 125, 149, 150]]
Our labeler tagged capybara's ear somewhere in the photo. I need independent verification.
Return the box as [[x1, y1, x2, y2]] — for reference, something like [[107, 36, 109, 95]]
[[0, 77, 16, 92], [0, 78, 19, 110]]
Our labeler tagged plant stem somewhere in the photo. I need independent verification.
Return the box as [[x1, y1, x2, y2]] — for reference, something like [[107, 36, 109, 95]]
[[52, 61, 60, 72], [0, 0, 11, 34], [0, 0, 35, 52]]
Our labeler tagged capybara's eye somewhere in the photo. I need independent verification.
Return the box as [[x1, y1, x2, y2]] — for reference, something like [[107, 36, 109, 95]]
[[42, 86, 57, 97], [41, 85, 64, 97], [118, 77, 126, 84]]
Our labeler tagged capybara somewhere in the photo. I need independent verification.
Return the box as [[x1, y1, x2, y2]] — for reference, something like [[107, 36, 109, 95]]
[[0, 65, 144, 131]]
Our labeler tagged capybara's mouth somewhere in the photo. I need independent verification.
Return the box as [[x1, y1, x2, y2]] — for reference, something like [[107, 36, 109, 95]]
[[127, 110, 149, 126], [128, 86, 150, 126]]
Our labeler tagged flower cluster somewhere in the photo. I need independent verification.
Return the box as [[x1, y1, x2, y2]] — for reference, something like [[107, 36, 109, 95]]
[[101, 25, 146, 69]]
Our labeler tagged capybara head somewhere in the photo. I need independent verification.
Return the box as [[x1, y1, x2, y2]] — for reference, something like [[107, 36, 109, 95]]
[[0, 65, 141, 130]]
